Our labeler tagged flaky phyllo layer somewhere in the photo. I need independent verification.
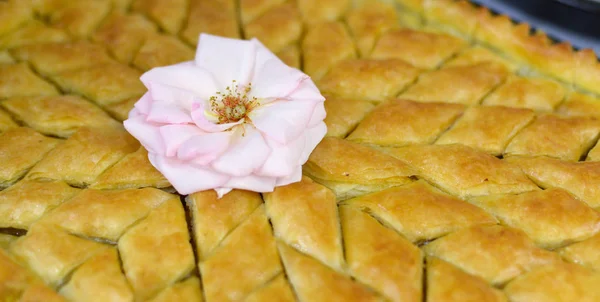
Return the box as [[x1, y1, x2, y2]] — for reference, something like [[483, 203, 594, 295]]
[[1, 0, 600, 301]]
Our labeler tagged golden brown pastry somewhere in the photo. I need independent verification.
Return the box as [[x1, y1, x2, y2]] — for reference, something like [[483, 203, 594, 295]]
[[444, 45, 519, 71], [343, 180, 497, 243], [506, 156, 600, 208], [371, 28, 467, 69], [131, 0, 187, 34], [0, 108, 17, 132], [304, 137, 416, 200], [0, 179, 79, 230], [45, 0, 111, 38], [556, 91, 600, 119], [422, 0, 480, 38], [181, 0, 240, 45], [470, 188, 600, 249], [27, 127, 140, 187], [435, 105, 535, 155], [51, 63, 146, 107], [278, 242, 380, 302], [0, 63, 59, 99], [504, 114, 600, 161], [244, 274, 295, 302], [347, 99, 465, 146], [426, 257, 507, 302], [0, 20, 70, 49], [132, 33, 195, 71], [558, 232, 600, 271], [482, 75, 566, 112], [340, 205, 422, 302], [92, 12, 158, 64], [302, 21, 356, 80], [148, 277, 204, 302], [103, 97, 138, 121], [244, 3, 302, 53], [504, 262, 600, 302], [297, 0, 349, 25], [240, 0, 286, 25], [384, 144, 539, 198], [199, 205, 282, 302], [0, 0, 33, 37], [424, 225, 561, 285], [323, 95, 375, 138], [400, 63, 508, 105], [10, 41, 114, 76], [0, 95, 121, 137], [345, 2, 399, 57], [264, 177, 344, 271], [319, 59, 421, 102], [588, 142, 600, 162], [276, 44, 301, 69], [0, 127, 60, 188]]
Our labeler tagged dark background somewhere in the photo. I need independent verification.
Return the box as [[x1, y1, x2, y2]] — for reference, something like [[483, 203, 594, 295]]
[[471, 0, 600, 54]]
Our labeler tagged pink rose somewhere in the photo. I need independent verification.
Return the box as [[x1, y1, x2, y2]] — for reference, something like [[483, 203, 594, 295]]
[[124, 34, 326, 197]]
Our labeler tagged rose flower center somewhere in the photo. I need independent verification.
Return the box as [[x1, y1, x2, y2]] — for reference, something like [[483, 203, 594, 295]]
[[210, 81, 259, 124]]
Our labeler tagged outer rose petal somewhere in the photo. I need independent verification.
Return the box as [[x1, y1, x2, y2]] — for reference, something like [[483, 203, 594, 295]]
[[252, 38, 285, 67], [248, 100, 316, 144], [124, 114, 166, 154], [147, 100, 194, 124], [158, 124, 205, 157], [251, 59, 306, 99], [287, 77, 325, 101], [133, 92, 153, 116], [195, 34, 255, 88], [148, 153, 229, 195], [141, 61, 219, 101], [275, 166, 302, 186], [215, 188, 233, 198], [299, 122, 327, 165], [177, 131, 233, 165], [307, 102, 327, 127], [147, 82, 197, 113], [221, 174, 277, 192], [211, 127, 271, 176], [257, 130, 306, 177]]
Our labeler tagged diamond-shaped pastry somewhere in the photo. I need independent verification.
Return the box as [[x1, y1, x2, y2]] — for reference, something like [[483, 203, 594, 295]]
[[345, 2, 399, 57], [400, 63, 508, 105], [132, 33, 195, 71], [103, 97, 138, 122], [323, 95, 375, 138], [444, 45, 519, 71], [297, 0, 350, 25], [245, 3, 302, 53], [0, 108, 17, 132], [424, 225, 560, 285], [0, 21, 70, 49], [556, 91, 600, 119], [276, 44, 300, 69], [304, 137, 416, 200], [348, 99, 465, 146], [52, 63, 145, 106], [181, 0, 239, 45], [558, 233, 600, 271], [343, 180, 497, 243], [278, 242, 380, 301], [1, 95, 120, 137], [0, 180, 79, 230], [340, 205, 423, 302], [131, 0, 187, 34], [0, 127, 60, 188], [244, 274, 295, 302], [0, 63, 59, 99], [426, 257, 508, 302], [507, 156, 600, 208], [148, 277, 204, 302], [588, 142, 600, 161], [11, 41, 114, 76], [46, 0, 111, 38], [302, 21, 356, 80], [482, 75, 566, 111], [0, 0, 32, 37], [26, 127, 140, 187], [504, 262, 600, 302], [470, 188, 600, 249], [504, 114, 600, 161], [371, 29, 467, 69], [264, 177, 344, 271], [319, 59, 421, 102], [384, 144, 538, 198], [435, 105, 535, 155]]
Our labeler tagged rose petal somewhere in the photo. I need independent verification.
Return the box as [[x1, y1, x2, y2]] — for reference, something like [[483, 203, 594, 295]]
[[158, 124, 205, 157], [191, 103, 244, 132], [133, 92, 153, 115], [257, 131, 306, 177], [248, 100, 316, 144], [147, 100, 194, 124], [123, 115, 166, 154], [211, 127, 271, 176], [288, 78, 326, 101], [221, 174, 277, 192], [177, 131, 233, 165], [251, 59, 306, 99], [141, 61, 219, 101], [299, 122, 327, 165], [252, 38, 285, 67], [275, 165, 302, 186], [215, 187, 233, 198], [195, 34, 256, 88], [307, 102, 326, 127], [148, 153, 229, 195], [147, 82, 197, 113]]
